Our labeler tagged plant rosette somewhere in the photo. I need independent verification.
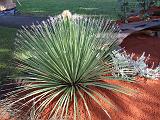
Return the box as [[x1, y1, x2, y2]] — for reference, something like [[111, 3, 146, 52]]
[[2, 13, 137, 120]]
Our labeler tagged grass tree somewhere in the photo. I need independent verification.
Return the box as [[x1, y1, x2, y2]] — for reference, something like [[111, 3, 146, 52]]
[[1, 12, 136, 120]]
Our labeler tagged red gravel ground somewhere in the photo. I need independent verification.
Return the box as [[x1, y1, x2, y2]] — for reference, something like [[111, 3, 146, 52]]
[[0, 33, 160, 120], [121, 33, 160, 68]]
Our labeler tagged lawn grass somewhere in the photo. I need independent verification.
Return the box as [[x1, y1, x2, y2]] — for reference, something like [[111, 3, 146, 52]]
[[17, 0, 118, 19], [0, 27, 17, 81]]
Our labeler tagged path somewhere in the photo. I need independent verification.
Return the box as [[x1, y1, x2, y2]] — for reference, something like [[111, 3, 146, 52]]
[[119, 18, 160, 33], [117, 18, 160, 42], [0, 15, 48, 28]]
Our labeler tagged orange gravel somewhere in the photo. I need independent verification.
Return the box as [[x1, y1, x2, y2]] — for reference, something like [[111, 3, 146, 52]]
[[120, 33, 160, 68]]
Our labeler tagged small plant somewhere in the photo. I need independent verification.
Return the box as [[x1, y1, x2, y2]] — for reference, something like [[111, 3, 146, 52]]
[[2, 12, 136, 120], [112, 50, 160, 80]]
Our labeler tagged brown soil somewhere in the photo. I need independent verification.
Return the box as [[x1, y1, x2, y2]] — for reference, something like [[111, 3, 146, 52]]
[[62, 77, 160, 120], [117, 16, 160, 24], [1, 77, 160, 120], [120, 33, 160, 68], [103, 78, 160, 120], [147, 6, 160, 13]]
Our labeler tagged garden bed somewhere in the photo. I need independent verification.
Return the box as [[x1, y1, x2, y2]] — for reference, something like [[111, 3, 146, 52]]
[[0, 32, 160, 120]]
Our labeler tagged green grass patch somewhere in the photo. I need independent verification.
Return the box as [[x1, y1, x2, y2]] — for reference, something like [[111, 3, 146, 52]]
[[0, 48, 10, 53], [17, 0, 119, 19], [0, 63, 7, 69], [0, 27, 17, 81]]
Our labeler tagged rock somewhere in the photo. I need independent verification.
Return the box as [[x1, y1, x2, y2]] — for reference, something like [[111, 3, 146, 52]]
[[0, 0, 16, 11]]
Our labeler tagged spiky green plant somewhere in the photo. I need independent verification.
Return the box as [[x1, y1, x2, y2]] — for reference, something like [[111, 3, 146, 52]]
[[3, 16, 136, 120]]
